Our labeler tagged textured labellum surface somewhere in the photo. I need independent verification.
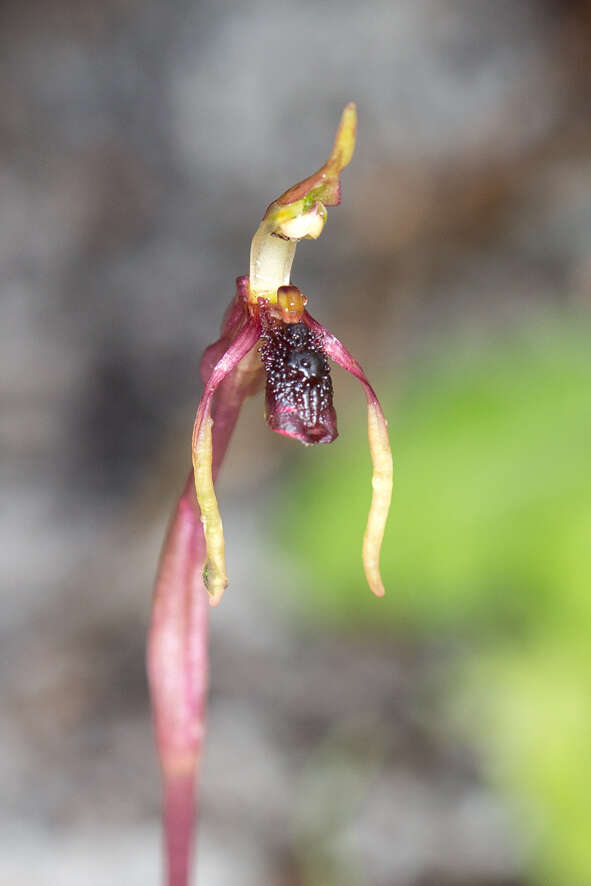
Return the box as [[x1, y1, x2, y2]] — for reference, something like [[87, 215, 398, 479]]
[[259, 320, 337, 444]]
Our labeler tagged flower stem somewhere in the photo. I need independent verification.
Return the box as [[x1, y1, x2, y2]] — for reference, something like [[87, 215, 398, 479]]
[[148, 340, 262, 886], [163, 773, 197, 886]]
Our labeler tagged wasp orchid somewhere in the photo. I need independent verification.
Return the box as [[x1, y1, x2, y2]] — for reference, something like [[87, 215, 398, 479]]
[[147, 103, 393, 886]]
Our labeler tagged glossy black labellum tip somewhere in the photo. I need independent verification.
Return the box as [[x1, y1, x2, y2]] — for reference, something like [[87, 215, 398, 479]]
[[259, 320, 338, 445]]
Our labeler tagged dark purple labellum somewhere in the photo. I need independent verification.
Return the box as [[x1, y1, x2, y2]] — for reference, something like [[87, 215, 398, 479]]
[[259, 319, 338, 444]]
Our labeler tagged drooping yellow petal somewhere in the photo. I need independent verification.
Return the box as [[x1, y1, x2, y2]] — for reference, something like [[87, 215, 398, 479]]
[[192, 410, 227, 606], [302, 312, 393, 598], [190, 316, 262, 607], [362, 401, 394, 597]]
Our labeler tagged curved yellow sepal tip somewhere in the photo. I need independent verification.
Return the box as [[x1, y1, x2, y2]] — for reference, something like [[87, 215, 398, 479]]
[[192, 414, 228, 605], [362, 401, 393, 597], [328, 102, 357, 174], [203, 564, 227, 607]]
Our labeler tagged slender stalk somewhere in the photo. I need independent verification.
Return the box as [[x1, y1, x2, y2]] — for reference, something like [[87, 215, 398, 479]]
[[147, 471, 207, 886], [148, 340, 262, 886]]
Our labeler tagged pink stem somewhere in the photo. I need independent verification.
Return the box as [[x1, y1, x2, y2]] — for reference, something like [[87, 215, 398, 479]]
[[147, 473, 207, 886], [163, 756, 198, 885], [148, 317, 262, 886]]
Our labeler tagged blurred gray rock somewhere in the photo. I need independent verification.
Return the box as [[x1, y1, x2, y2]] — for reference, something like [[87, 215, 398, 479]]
[[2, 0, 591, 882]]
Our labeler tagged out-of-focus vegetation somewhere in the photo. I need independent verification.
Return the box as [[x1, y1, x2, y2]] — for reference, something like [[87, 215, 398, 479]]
[[284, 312, 591, 886]]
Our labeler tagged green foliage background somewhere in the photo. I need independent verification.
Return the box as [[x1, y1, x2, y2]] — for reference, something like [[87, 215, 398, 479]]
[[283, 313, 591, 886]]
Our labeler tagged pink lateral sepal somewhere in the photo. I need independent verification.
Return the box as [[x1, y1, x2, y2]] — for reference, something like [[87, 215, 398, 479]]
[[195, 315, 262, 427], [192, 316, 262, 606], [303, 312, 380, 403], [199, 277, 252, 384], [303, 312, 393, 598]]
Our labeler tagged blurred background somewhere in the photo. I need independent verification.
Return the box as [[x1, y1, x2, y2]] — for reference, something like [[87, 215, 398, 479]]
[[1, 0, 590, 883]]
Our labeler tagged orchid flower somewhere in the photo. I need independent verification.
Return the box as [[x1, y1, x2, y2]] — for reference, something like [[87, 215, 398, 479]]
[[147, 103, 393, 886]]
